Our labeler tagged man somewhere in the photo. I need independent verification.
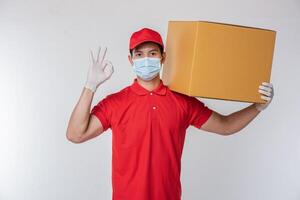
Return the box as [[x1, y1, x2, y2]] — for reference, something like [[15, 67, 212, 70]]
[[66, 28, 274, 200]]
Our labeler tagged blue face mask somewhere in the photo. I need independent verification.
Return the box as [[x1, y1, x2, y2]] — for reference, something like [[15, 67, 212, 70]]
[[132, 57, 162, 81]]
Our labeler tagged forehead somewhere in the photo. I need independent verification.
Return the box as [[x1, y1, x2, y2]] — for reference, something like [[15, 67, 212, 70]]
[[133, 42, 160, 52]]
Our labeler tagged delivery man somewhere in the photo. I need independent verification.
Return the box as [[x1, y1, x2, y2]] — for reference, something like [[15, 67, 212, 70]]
[[66, 28, 274, 200]]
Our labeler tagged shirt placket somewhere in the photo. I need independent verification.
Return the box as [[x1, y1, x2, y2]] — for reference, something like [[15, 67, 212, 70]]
[[149, 92, 158, 120]]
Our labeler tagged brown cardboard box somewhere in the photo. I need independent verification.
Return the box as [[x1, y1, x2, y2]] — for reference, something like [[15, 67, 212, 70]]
[[161, 21, 276, 103]]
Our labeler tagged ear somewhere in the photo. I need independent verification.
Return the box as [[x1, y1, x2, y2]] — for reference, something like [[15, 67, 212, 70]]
[[128, 54, 133, 65], [161, 52, 166, 64]]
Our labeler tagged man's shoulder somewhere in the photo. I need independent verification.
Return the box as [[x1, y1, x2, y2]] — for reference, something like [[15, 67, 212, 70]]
[[168, 88, 195, 101], [167, 88, 208, 107], [105, 85, 131, 101]]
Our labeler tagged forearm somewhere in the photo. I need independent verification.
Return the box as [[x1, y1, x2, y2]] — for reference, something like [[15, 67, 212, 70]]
[[66, 87, 94, 140], [225, 103, 260, 134]]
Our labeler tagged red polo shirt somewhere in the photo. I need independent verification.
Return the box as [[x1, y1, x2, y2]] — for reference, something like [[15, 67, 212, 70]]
[[91, 78, 213, 200]]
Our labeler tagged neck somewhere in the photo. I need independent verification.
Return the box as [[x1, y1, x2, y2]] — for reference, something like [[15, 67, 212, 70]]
[[136, 75, 161, 91]]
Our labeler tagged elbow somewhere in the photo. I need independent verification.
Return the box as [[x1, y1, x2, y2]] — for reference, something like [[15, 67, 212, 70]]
[[221, 129, 238, 136], [66, 130, 83, 144]]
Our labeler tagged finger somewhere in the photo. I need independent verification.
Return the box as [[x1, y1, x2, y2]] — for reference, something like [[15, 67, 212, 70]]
[[101, 47, 107, 64], [259, 86, 273, 97], [107, 67, 114, 79], [103, 60, 110, 69], [262, 82, 273, 87], [90, 49, 95, 63], [103, 62, 108, 71], [259, 85, 272, 93], [96, 46, 101, 63], [262, 82, 273, 89], [261, 95, 271, 101], [104, 60, 113, 71], [109, 63, 114, 75], [258, 89, 271, 96], [105, 61, 114, 77]]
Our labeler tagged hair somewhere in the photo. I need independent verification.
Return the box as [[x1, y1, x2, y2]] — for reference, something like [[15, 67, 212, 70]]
[[130, 42, 164, 56]]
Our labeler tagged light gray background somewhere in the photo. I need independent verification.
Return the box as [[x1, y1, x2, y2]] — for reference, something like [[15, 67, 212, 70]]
[[0, 0, 299, 199]]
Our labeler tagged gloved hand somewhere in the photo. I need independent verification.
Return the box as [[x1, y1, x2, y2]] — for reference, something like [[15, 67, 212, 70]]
[[254, 82, 274, 111], [84, 46, 114, 93]]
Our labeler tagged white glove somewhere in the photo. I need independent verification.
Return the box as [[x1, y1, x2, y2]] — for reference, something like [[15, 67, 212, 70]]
[[254, 82, 274, 111], [84, 46, 114, 93]]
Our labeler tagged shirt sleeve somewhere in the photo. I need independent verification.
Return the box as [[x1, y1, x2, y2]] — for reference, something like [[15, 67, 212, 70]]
[[90, 95, 113, 132], [186, 96, 213, 129]]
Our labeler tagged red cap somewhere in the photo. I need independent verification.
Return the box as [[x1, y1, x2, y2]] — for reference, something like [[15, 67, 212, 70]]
[[129, 28, 164, 50]]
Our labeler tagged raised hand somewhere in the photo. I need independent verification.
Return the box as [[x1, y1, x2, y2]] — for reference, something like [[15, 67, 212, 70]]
[[84, 46, 114, 93]]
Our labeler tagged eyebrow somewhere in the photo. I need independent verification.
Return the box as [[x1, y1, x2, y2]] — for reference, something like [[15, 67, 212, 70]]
[[149, 49, 159, 52], [134, 48, 159, 53]]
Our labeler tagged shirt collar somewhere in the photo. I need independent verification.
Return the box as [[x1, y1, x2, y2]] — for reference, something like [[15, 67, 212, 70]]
[[130, 78, 167, 96]]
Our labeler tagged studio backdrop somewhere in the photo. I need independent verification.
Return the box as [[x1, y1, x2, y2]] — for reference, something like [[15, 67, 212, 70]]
[[0, 0, 299, 199]]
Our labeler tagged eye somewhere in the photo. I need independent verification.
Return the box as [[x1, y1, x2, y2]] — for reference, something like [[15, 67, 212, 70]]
[[135, 53, 142, 57], [150, 52, 157, 56]]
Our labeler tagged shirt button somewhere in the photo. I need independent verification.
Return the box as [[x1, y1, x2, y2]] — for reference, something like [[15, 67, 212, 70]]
[[150, 92, 153, 95], [153, 106, 156, 110]]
